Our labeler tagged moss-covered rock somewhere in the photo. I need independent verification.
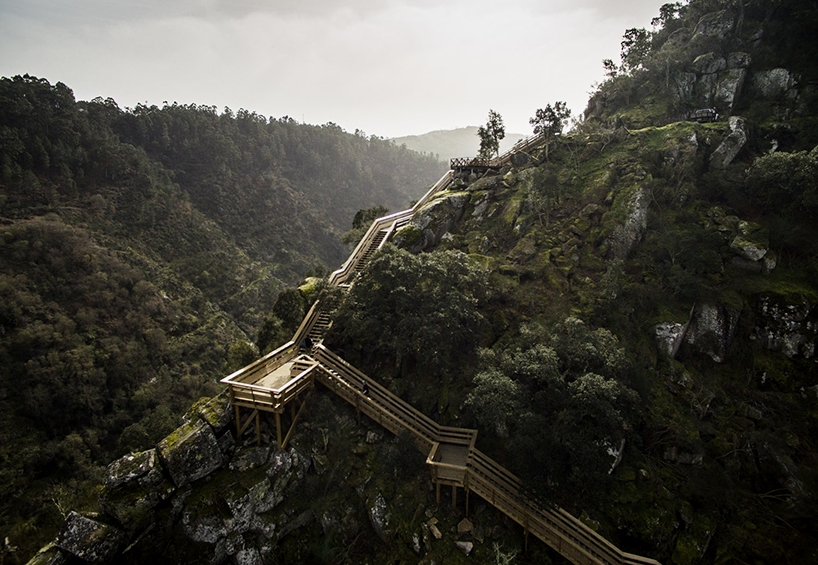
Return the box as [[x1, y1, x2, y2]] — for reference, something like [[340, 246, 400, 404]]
[[54, 512, 126, 563], [157, 419, 223, 488]]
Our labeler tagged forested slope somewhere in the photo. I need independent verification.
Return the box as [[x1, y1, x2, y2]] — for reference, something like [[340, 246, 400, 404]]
[[0, 75, 445, 560]]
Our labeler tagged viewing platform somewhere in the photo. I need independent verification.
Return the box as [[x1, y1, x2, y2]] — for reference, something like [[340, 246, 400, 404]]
[[222, 342, 317, 449], [220, 162, 662, 565]]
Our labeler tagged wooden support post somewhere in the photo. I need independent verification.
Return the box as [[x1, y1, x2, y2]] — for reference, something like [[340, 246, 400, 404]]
[[452, 485, 457, 510], [255, 411, 260, 446], [234, 404, 241, 438], [280, 392, 311, 450], [436, 482, 441, 505], [275, 412, 282, 451], [465, 474, 470, 517]]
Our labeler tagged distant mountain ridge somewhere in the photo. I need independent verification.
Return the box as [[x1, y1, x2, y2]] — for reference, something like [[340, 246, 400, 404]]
[[390, 126, 526, 162]]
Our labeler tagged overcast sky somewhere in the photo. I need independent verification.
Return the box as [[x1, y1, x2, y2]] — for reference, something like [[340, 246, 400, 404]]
[[0, 0, 667, 138]]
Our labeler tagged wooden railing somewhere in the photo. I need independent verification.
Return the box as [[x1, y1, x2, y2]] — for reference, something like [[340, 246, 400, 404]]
[[292, 300, 322, 346], [308, 344, 659, 565], [226, 353, 318, 413], [329, 170, 454, 286], [222, 153, 660, 565], [223, 340, 298, 386], [450, 132, 547, 171]]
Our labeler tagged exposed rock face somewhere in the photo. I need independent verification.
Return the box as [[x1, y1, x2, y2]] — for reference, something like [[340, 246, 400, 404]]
[[228, 446, 271, 472], [195, 390, 234, 434], [456, 540, 474, 555], [751, 68, 798, 100], [608, 187, 649, 259], [510, 151, 533, 168], [710, 116, 747, 169], [655, 322, 687, 358], [754, 294, 816, 358], [54, 512, 126, 563], [23, 544, 68, 565], [157, 418, 224, 488], [692, 10, 735, 40], [730, 224, 768, 261], [673, 47, 749, 111], [684, 303, 740, 363], [393, 192, 468, 252], [692, 52, 726, 75], [367, 492, 393, 543], [99, 448, 174, 528], [715, 68, 747, 110]]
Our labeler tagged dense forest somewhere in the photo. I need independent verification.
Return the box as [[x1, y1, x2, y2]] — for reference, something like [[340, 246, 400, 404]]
[[0, 76, 445, 561], [6, 0, 818, 563]]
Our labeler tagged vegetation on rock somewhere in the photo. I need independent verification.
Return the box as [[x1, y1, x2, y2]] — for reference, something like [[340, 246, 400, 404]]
[[0, 74, 444, 561]]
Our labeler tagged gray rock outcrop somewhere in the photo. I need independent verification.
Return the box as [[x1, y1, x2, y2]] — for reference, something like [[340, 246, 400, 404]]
[[655, 322, 687, 358], [751, 68, 798, 100], [692, 10, 735, 40], [607, 187, 649, 259], [510, 151, 533, 168], [367, 492, 393, 543], [54, 512, 126, 563], [195, 390, 234, 434], [99, 448, 174, 528], [684, 303, 740, 363], [710, 116, 747, 169], [157, 418, 224, 488], [754, 294, 816, 358], [393, 192, 469, 253]]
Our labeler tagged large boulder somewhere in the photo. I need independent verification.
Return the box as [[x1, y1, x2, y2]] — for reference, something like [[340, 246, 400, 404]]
[[729, 220, 768, 261], [684, 303, 740, 363], [23, 544, 68, 565], [655, 322, 687, 358], [692, 52, 726, 75], [715, 68, 747, 110], [751, 68, 798, 100], [710, 116, 747, 169], [692, 10, 735, 40], [393, 192, 468, 252], [754, 294, 816, 359], [157, 419, 223, 488], [367, 491, 394, 544], [99, 448, 174, 528], [195, 390, 233, 434], [607, 186, 649, 259], [54, 512, 126, 563]]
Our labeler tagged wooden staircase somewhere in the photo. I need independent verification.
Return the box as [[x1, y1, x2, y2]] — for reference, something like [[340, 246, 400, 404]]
[[309, 344, 660, 565], [355, 229, 388, 273], [224, 167, 662, 565], [307, 310, 333, 343]]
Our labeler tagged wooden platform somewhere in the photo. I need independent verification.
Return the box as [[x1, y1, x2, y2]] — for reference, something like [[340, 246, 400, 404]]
[[220, 166, 662, 565]]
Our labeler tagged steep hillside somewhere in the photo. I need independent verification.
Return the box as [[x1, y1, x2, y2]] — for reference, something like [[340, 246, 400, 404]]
[[0, 75, 445, 561], [9, 1, 818, 564]]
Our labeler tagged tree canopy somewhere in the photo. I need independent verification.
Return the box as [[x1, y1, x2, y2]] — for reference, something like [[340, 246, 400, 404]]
[[477, 109, 505, 159]]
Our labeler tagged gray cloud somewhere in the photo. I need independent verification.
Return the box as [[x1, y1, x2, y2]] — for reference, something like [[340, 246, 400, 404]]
[[0, 0, 668, 137]]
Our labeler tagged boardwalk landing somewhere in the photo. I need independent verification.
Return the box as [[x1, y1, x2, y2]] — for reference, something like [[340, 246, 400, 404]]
[[222, 151, 662, 565]]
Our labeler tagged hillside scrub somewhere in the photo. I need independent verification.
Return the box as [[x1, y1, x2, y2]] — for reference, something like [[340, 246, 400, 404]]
[[0, 74, 445, 560]]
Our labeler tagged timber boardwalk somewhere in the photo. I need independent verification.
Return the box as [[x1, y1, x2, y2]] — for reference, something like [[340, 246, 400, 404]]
[[222, 138, 662, 565]]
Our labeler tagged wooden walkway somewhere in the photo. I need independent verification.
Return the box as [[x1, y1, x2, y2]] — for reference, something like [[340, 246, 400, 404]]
[[450, 132, 549, 171], [221, 165, 662, 565]]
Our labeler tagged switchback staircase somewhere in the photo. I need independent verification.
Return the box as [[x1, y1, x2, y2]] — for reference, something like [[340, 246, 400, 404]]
[[222, 151, 662, 565]]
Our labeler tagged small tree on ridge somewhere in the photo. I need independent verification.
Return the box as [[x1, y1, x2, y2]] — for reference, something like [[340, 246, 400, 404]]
[[478, 109, 505, 159]]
